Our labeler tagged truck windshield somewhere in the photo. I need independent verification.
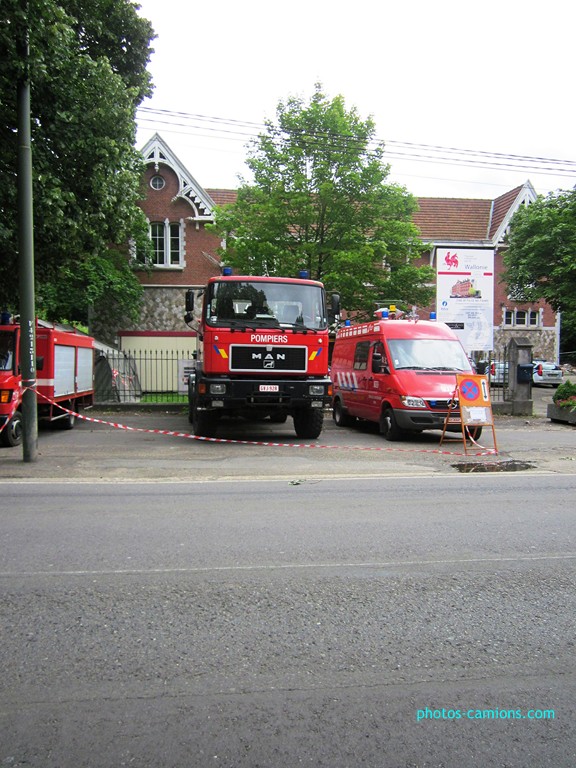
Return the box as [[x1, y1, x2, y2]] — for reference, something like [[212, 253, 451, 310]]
[[205, 280, 327, 330], [387, 338, 472, 372], [0, 331, 15, 371]]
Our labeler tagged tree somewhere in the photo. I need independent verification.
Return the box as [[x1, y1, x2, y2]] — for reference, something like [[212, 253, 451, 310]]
[[0, 0, 155, 330], [211, 85, 433, 317], [504, 187, 576, 356]]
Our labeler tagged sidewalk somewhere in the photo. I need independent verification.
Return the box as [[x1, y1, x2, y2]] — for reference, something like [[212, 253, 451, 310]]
[[0, 396, 574, 481]]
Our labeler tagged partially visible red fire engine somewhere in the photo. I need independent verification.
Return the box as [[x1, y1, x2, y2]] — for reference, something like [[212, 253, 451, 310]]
[[0, 318, 94, 447], [184, 270, 340, 439]]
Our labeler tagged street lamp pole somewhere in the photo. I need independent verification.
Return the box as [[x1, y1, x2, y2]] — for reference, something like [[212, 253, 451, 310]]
[[17, 0, 38, 462]]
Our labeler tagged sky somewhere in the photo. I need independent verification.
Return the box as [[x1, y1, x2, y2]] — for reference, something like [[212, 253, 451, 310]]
[[134, 0, 576, 200]]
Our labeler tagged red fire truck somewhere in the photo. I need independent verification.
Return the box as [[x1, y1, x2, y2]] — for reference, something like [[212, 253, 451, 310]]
[[184, 270, 340, 439], [0, 318, 95, 447]]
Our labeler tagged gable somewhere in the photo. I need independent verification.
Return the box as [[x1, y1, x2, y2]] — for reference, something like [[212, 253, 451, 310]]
[[141, 133, 216, 220]]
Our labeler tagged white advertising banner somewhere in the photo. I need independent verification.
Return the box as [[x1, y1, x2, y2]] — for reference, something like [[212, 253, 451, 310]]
[[436, 248, 494, 353]]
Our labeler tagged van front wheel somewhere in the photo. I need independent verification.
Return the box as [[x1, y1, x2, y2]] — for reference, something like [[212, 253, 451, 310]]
[[380, 407, 403, 441]]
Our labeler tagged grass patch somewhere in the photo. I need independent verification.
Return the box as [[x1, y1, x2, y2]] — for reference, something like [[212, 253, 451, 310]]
[[140, 393, 188, 404]]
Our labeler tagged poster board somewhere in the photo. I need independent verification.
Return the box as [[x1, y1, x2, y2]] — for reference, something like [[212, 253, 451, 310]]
[[436, 248, 494, 353]]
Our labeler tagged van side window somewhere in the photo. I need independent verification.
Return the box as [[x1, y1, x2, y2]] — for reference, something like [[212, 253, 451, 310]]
[[372, 341, 387, 372], [353, 341, 370, 370]]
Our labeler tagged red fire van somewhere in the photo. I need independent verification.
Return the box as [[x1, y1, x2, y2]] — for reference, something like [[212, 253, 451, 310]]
[[330, 316, 479, 440]]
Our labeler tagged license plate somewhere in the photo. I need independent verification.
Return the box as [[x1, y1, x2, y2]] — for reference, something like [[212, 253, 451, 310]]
[[448, 416, 461, 423], [259, 385, 279, 392]]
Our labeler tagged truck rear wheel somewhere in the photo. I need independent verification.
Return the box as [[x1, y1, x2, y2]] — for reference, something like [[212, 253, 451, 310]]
[[1, 411, 23, 447], [293, 408, 324, 440], [58, 402, 76, 430], [333, 398, 355, 427]]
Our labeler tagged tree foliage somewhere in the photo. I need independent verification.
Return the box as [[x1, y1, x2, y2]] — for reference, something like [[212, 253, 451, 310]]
[[504, 187, 576, 349], [211, 85, 433, 317], [0, 0, 155, 329]]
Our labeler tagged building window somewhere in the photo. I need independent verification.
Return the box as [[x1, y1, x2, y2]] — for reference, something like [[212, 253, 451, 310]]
[[503, 308, 540, 328], [149, 220, 183, 267], [169, 223, 181, 265], [150, 175, 165, 190]]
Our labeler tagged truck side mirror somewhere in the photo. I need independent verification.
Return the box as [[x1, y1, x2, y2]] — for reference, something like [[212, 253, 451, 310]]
[[329, 292, 341, 322], [185, 289, 195, 313], [36, 355, 44, 371], [372, 353, 383, 374]]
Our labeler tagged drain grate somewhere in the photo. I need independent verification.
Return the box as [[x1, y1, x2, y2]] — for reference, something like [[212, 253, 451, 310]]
[[452, 460, 536, 473]]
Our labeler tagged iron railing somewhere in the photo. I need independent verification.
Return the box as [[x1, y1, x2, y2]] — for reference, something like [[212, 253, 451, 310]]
[[94, 349, 194, 403], [94, 348, 516, 406]]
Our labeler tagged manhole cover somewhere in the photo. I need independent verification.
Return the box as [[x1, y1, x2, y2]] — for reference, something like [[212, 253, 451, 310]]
[[452, 460, 536, 473]]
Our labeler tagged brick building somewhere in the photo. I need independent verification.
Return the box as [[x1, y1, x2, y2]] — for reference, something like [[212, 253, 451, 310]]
[[123, 134, 559, 361], [413, 182, 559, 360]]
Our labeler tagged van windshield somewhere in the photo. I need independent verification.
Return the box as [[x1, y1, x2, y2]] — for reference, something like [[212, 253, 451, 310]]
[[387, 338, 471, 372]]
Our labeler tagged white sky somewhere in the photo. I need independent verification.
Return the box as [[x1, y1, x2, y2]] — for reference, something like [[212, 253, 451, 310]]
[[135, 0, 576, 199]]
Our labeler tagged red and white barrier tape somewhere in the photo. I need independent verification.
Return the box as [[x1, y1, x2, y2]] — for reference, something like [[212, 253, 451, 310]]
[[3, 387, 497, 457]]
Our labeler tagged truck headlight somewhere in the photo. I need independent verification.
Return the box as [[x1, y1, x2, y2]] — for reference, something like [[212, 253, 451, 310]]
[[209, 383, 226, 395], [308, 384, 325, 396], [401, 396, 426, 409]]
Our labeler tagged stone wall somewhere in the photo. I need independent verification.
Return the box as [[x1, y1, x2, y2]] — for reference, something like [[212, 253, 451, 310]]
[[493, 327, 558, 361]]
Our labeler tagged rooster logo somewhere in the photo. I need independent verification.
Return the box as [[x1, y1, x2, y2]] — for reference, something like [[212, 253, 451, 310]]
[[444, 251, 459, 269]]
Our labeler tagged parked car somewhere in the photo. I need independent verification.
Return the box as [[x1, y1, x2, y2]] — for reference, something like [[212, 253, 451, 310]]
[[533, 360, 563, 387], [486, 361, 508, 386]]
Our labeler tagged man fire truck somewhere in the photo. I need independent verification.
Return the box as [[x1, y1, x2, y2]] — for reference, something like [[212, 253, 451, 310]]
[[184, 269, 340, 439]]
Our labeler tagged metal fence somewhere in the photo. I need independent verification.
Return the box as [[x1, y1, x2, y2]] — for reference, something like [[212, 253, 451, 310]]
[[482, 352, 511, 403], [94, 349, 194, 403], [93, 347, 517, 407]]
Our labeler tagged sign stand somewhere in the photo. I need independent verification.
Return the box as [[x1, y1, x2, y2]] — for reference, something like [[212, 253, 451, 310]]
[[439, 374, 498, 454]]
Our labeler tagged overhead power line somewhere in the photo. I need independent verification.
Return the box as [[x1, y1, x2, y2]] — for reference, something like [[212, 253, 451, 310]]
[[136, 106, 576, 180]]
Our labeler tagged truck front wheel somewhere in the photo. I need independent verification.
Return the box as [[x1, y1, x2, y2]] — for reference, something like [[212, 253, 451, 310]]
[[1, 411, 23, 447], [379, 407, 403, 441], [192, 404, 218, 438], [293, 408, 324, 440]]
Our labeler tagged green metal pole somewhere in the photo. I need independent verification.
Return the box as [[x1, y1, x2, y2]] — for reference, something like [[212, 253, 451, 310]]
[[17, 0, 38, 462]]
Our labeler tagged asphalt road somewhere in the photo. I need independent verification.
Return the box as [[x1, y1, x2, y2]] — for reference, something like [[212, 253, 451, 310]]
[[1, 384, 575, 766], [1, 475, 575, 767]]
